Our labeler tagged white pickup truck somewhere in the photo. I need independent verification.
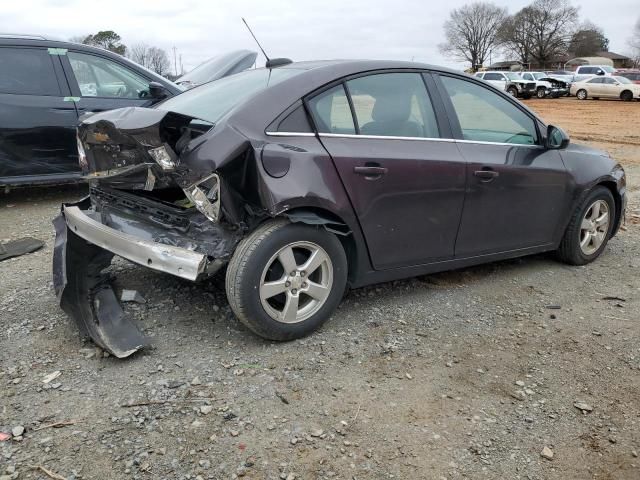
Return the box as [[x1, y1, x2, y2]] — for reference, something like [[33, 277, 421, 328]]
[[474, 71, 537, 99]]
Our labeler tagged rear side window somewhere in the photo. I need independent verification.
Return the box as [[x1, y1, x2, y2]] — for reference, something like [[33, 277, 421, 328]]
[[0, 47, 61, 96], [346, 72, 439, 138], [307, 84, 355, 134]]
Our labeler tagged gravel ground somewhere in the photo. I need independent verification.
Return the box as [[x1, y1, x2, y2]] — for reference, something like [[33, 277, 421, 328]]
[[1, 99, 639, 480]]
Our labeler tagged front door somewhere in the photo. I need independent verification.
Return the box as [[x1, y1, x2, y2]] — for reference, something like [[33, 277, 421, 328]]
[[0, 46, 79, 180], [436, 74, 571, 257], [60, 51, 155, 117], [307, 72, 467, 270]]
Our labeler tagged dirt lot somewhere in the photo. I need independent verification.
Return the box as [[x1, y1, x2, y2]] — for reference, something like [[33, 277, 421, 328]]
[[1, 97, 639, 480]]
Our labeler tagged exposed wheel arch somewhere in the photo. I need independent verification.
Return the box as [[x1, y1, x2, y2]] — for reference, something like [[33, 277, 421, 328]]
[[279, 207, 360, 285], [597, 181, 624, 236]]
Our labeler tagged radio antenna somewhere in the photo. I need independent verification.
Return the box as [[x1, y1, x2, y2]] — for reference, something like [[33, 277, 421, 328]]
[[242, 17, 270, 63]]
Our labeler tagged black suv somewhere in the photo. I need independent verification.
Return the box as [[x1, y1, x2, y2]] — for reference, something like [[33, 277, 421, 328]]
[[0, 35, 182, 186]]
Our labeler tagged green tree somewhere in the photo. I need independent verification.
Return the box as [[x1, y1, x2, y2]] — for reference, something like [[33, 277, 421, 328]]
[[569, 22, 609, 56], [82, 31, 127, 55]]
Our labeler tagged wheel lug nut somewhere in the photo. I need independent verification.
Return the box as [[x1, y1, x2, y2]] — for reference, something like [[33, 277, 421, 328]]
[[300, 271, 306, 277], [285, 281, 291, 287], [290, 271, 297, 276], [302, 282, 307, 288], [291, 289, 297, 294]]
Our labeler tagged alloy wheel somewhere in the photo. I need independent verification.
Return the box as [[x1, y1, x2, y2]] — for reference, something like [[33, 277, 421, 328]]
[[259, 241, 333, 323], [579, 199, 610, 255]]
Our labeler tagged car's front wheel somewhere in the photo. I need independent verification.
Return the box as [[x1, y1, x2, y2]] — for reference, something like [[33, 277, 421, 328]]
[[557, 187, 615, 265], [225, 219, 348, 340], [507, 86, 518, 97]]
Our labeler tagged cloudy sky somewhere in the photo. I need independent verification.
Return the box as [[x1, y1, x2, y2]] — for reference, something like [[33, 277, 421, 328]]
[[3, 0, 638, 73]]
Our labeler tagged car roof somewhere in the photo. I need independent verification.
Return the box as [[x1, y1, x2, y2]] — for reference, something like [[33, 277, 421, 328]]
[[0, 36, 182, 94]]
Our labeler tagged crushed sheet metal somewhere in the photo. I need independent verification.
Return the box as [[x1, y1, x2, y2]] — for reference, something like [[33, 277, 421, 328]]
[[63, 206, 207, 281], [183, 173, 220, 223]]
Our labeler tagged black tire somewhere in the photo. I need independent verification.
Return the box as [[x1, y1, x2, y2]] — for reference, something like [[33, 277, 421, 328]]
[[507, 86, 518, 97], [557, 187, 615, 266], [225, 219, 348, 341], [620, 90, 633, 102], [536, 87, 546, 99], [576, 89, 588, 100]]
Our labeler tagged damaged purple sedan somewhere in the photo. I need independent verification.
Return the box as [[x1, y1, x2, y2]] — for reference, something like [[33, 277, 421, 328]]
[[53, 60, 626, 357]]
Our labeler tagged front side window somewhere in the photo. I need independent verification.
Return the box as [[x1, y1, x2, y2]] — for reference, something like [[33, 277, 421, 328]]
[[602, 77, 616, 84], [68, 52, 149, 98], [440, 75, 538, 145], [307, 84, 355, 134], [0, 47, 60, 96], [346, 73, 439, 138]]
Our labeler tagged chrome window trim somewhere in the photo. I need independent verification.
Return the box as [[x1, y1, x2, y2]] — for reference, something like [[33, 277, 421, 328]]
[[265, 131, 316, 137], [265, 131, 542, 148]]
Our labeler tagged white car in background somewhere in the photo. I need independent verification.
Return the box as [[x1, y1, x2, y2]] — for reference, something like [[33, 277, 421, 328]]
[[570, 75, 640, 101]]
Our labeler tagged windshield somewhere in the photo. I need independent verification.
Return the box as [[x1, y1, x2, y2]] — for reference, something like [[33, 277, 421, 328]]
[[532, 72, 545, 80], [505, 72, 522, 80], [615, 76, 632, 84], [158, 68, 303, 123], [601, 66, 615, 73]]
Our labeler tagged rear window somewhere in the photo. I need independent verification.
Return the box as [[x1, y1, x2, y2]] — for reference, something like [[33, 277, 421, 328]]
[[158, 68, 303, 123], [0, 47, 61, 96]]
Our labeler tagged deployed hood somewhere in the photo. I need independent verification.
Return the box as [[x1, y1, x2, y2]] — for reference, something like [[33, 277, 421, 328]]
[[176, 50, 258, 89]]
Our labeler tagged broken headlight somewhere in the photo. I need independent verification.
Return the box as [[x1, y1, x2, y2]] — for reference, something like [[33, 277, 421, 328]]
[[148, 144, 177, 171], [183, 173, 220, 223]]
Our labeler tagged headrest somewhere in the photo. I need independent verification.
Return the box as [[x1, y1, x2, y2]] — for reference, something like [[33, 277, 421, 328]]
[[371, 94, 412, 123]]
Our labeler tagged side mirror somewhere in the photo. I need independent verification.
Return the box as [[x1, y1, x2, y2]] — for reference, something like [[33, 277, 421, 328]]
[[148, 82, 169, 100], [546, 125, 570, 150], [596, 70, 604, 76]]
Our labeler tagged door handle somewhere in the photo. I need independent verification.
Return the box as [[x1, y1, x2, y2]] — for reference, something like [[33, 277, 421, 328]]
[[474, 169, 499, 182], [354, 165, 388, 178]]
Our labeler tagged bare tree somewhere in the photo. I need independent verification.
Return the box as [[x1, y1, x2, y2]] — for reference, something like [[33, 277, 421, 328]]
[[127, 44, 171, 76], [439, 2, 508, 70], [147, 47, 171, 76], [500, 0, 578, 68], [498, 7, 536, 65], [129, 43, 151, 67]]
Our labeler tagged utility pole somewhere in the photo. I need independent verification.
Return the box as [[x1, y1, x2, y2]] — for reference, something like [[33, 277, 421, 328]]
[[172, 46, 178, 77]]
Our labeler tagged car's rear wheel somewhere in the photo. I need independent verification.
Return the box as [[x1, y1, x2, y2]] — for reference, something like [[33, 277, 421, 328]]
[[225, 219, 347, 341], [557, 187, 615, 265], [576, 89, 588, 100], [507, 86, 518, 97], [620, 90, 633, 102], [536, 87, 546, 98]]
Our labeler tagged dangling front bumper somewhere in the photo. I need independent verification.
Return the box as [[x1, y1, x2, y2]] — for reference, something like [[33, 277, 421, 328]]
[[52, 196, 236, 358]]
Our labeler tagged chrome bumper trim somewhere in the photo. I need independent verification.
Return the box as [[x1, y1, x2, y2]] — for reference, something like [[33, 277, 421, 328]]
[[63, 206, 207, 281]]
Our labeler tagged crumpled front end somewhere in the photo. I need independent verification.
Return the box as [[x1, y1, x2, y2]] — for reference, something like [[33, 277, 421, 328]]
[[53, 106, 254, 357]]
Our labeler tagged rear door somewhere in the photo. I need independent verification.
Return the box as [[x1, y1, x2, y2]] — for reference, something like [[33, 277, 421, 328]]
[[435, 74, 571, 257], [60, 51, 155, 117], [307, 71, 467, 270], [600, 77, 618, 98], [0, 46, 79, 180]]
